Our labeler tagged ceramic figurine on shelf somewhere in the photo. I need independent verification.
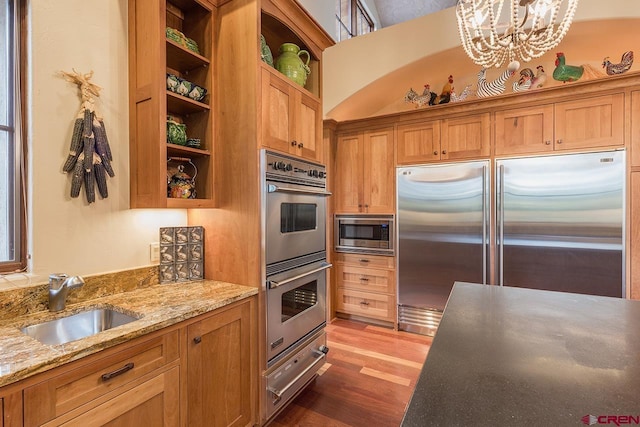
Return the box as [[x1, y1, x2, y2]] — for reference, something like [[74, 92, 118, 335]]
[[404, 86, 434, 108], [476, 61, 519, 98], [553, 52, 584, 83], [450, 84, 472, 102], [512, 68, 534, 92], [438, 75, 453, 104], [602, 51, 634, 75], [260, 34, 274, 67], [531, 65, 547, 89]]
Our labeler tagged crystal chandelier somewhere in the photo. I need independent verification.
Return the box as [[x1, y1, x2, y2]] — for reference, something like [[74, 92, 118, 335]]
[[456, 0, 579, 68]]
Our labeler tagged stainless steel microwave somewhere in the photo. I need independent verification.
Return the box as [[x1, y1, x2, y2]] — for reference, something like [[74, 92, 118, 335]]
[[334, 214, 394, 255]]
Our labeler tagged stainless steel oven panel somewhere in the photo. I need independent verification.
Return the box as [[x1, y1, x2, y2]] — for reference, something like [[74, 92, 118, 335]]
[[265, 330, 328, 421], [266, 260, 330, 362], [266, 181, 328, 265]]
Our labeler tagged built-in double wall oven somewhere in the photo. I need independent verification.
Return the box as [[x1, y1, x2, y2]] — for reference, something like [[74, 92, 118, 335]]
[[262, 150, 331, 421]]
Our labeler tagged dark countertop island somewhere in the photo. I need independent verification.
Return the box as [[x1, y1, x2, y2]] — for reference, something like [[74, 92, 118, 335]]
[[402, 282, 640, 426]]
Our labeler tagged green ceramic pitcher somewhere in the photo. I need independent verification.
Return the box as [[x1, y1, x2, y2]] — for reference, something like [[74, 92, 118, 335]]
[[275, 43, 311, 87]]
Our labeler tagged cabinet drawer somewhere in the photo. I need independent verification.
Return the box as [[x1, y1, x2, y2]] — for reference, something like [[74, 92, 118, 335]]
[[24, 330, 179, 425], [334, 252, 395, 269], [336, 264, 395, 294], [336, 289, 395, 321]]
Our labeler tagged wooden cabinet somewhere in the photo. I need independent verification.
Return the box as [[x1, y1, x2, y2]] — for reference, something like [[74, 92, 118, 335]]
[[261, 66, 322, 162], [186, 297, 255, 427], [397, 113, 490, 164], [495, 93, 624, 155], [334, 253, 396, 324], [334, 127, 395, 214], [630, 91, 640, 168], [128, 0, 215, 208], [1, 392, 22, 427], [24, 331, 180, 426]]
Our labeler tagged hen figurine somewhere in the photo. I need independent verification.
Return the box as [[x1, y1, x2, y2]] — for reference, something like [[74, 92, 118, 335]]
[[450, 85, 472, 102], [423, 84, 438, 106], [530, 65, 547, 89], [553, 52, 583, 83], [602, 51, 634, 75]]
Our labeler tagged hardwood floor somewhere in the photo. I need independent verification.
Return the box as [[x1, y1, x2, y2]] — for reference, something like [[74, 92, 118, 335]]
[[270, 319, 432, 427]]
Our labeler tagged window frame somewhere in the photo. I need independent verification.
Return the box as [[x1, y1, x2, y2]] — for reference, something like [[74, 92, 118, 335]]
[[336, 0, 374, 41], [0, 0, 27, 274]]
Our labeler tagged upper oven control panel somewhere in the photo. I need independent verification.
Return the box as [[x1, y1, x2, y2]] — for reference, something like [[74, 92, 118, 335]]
[[264, 151, 326, 188]]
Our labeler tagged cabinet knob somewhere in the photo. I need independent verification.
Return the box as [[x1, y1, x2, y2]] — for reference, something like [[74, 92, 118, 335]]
[[291, 140, 297, 147], [433, 151, 438, 155], [557, 139, 563, 144], [193, 336, 202, 344], [298, 142, 304, 148], [545, 140, 551, 145], [442, 150, 447, 155]]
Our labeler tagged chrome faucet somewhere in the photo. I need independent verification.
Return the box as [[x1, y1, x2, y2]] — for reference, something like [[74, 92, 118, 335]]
[[48, 273, 85, 312]]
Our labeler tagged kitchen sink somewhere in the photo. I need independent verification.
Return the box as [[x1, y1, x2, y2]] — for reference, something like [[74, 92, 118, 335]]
[[20, 308, 140, 346]]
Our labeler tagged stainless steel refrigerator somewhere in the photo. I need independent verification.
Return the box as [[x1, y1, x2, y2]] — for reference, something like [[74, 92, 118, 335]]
[[397, 150, 625, 336]]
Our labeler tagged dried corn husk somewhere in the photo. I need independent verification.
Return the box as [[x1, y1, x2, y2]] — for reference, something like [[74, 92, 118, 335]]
[[61, 69, 114, 203]]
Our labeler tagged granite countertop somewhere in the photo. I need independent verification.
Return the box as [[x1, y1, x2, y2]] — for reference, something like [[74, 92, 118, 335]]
[[402, 282, 640, 427], [0, 280, 257, 388]]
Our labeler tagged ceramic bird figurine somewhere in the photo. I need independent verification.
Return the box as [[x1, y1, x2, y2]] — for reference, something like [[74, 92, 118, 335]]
[[530, 65, 547, 89], [602, 51, 634, 75], [423, 84, 438, 106], [476, 61, 519, 98], [450, 84, 472, 102], [553, 52, 584, 83], [404, 86, 434, 108], [512, 68, 534, 92], [438, 75, 454, 104]]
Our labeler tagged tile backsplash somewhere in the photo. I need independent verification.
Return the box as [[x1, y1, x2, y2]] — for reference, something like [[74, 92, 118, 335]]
[[159, 226, 204, 283]]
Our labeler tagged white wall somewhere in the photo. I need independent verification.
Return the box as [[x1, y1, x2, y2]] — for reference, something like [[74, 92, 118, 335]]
[[9, 0, 186, 289]]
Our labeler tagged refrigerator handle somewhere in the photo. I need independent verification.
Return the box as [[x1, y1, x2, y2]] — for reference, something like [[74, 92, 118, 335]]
[[498, 164, 505, 286], [482, 165, 487, 285]]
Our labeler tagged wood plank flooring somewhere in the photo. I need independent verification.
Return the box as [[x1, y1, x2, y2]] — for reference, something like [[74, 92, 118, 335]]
[[270, 319, 432, 427]]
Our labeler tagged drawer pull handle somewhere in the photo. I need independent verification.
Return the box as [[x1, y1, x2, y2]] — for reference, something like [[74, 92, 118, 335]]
[[360, 277, 369, 281], [360, 301, 370, 306], [101, 362, 134, 381], [194, 336, 202, 344], [358, 259, 370, 263]]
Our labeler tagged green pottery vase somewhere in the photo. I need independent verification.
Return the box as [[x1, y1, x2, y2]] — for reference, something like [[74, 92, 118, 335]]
[[275, 43, 310, 87]]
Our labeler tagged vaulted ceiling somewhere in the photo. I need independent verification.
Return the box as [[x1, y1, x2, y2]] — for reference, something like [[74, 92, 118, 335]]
[[372, 0, 457, 28]]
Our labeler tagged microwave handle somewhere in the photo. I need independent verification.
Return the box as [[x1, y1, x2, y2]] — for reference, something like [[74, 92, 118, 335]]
[[268, 263, 332, 289], [267, 184, 332, 197]]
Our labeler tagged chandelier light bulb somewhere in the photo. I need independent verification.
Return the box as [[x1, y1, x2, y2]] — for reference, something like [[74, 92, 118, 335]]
[[456, 0, 579, 68]]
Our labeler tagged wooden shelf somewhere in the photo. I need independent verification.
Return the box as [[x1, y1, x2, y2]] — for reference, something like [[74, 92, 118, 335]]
[[167, 91, 210, 115], [167, 143, 211, 157], [167, 197, 215, 208], [166, 39, 209, 73]]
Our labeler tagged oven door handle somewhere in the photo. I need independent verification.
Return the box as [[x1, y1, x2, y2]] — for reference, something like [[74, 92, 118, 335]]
[[267, 349, 327, 403], [267, 184, 332, 197], [268, 263, 332, 289]]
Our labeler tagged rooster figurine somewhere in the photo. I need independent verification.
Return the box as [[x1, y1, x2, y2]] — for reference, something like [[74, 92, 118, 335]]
[[602, 51, 634, 75], [450, 85, 472, 102], [553, 52, 584, 83], [423, 84, 438, 106], [438, 75, 454, 104], [530, 65, 547, 89]]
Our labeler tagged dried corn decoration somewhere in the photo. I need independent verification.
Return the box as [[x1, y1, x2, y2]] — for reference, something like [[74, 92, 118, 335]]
[[60, 69, 114, 203]]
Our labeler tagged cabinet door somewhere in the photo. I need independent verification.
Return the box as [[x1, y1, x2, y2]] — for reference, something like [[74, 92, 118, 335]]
[[495, 105, 554, 155], [295, 90, 322, 162], [554, 93, 624, 151], [262, 68, 295, 154], [397, 121, 440, 164], [187, 299, 254, 427], [631, 91, 640, 167], [41, 367, 180, 427], [363, 128, 395, 213], [441, 113, 491, 160], [1, 391, 22, 427], [631, 172, 640, 300], [335, 132, 364, 213]]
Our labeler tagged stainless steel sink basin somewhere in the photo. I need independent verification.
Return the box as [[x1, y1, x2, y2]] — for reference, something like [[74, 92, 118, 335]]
[[20, 308, 140, 346]]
